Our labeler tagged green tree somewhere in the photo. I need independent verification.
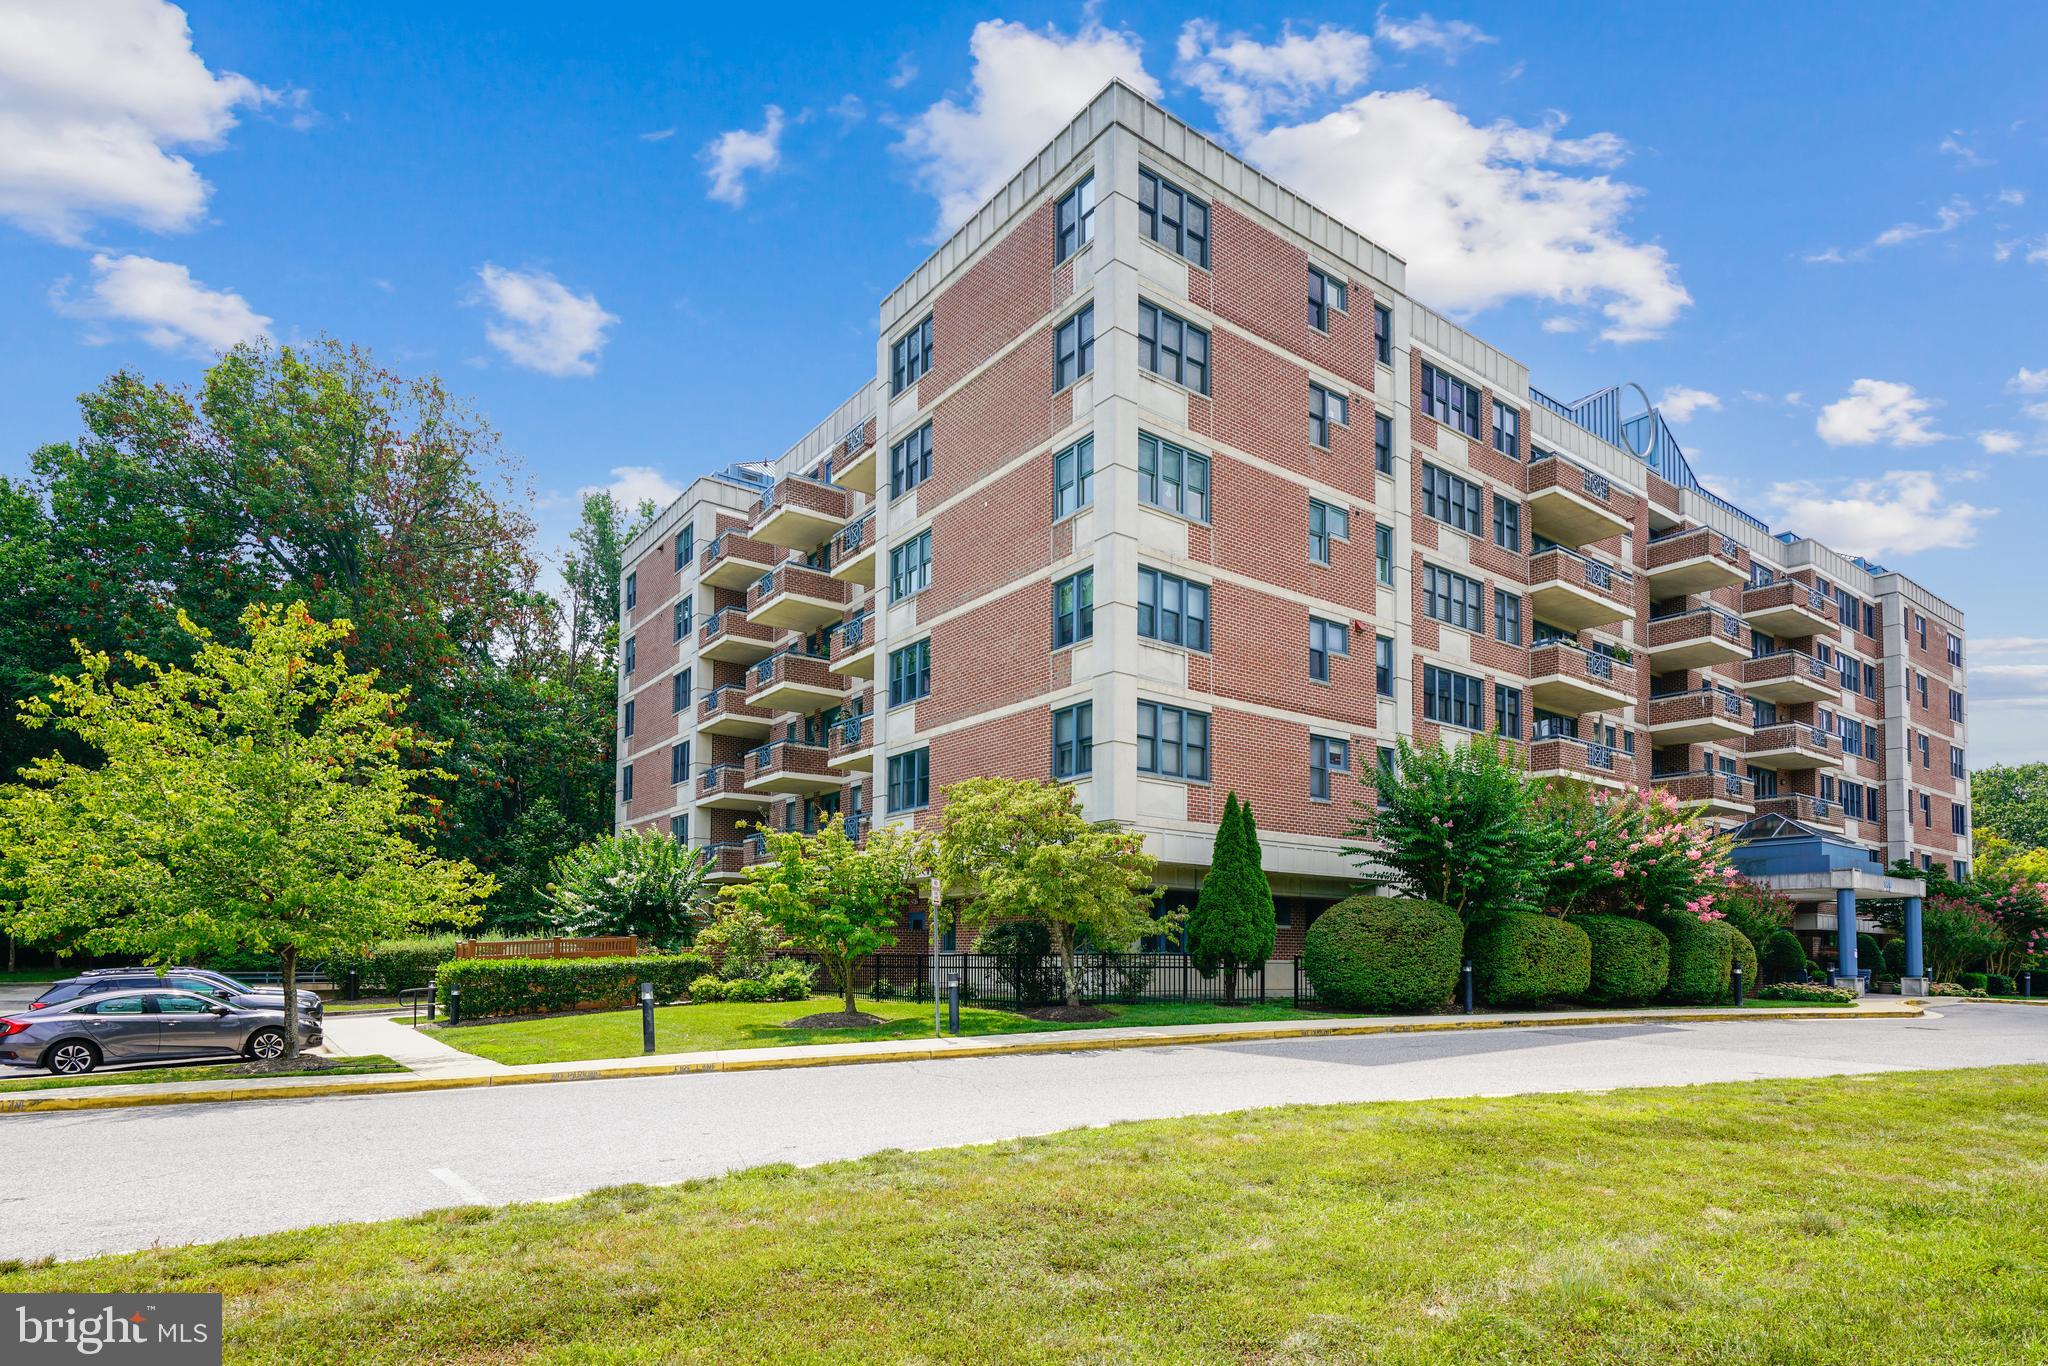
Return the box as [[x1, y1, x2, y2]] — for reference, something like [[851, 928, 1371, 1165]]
[[561, 490, 654, 668], [542, 830, 713, 949], [1348, 737, 1542, 921], [0, 603, 490, 1058], [934, 778, 1165, 1010], [1714, 878, 1796, 959], [720, 817, 923, 1014], [1972, 763, 2048, 850], [1187, 793, 1276, 1004]]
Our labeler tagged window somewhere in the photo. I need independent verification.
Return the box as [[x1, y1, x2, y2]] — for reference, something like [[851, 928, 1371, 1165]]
[[1951, 746, 1965, 779], [1374, 411, 1392, 474], [671, 813, 689, 843], [621, 763, 633, 803], [1138, 301, 1210, 394], [1053, 436, 1094, 519], [1372, 523, 1394, 587], [1375, 635, 1394, 697], [1952, 803, 1967, 835], [1309, 383, 1348, 447], [1052, 702, 1093, 779], [1054, 303, 1094, 391], [674, 596, 692, 641], [1947, 632, 1963, 666], [1918, 732, 1930, 767], [674, 526, 693, 573], [1055, 174, 1094, 262], [1421, 463, 1484, 535], [1373, 303, 1391, 365], [1863, 601, 1877, 637], [1492, 494, 1522, 552], [1492, 403, 1520, 459], [890, 422, 933, 498], [1423, 664, 1485, 730], [1949, 688, 1964, 722], [1309, 617, 1348, 682], [890, 530, 932, 600], [1840, 655, 1861, 694], [889, 640, 931, 706], [1052, 568, 1094, 648], [622, 699, 634, 738], [623, 635, 636, 674], [1138, 168, 1209, 268], [670, 741, 689, 786], [1494, 590, 1523, 645], [671, 668, 692, 713], [1917, 672, 1929, 708], [1920, 792, 1932, 828], [1137, 700, 1210, 780], [887, 749, 930, 812], [1495, 685, 1523, 739], [1309, 498, 1349, 564], [1310, 735, 1349, 800], [1308, 266, 1346, 329], [1138, 567, 1210, 651], [1423, 564, 1485, 632], [1842, 782, 1865, 821], [890, 314, 932, 395], [1138, 433, 1210, 521], [1838, 714, 1862, 758], [1421, 362, 1483, 438], [624, 572, 637, 611], [1916, 613, 1927, 650]]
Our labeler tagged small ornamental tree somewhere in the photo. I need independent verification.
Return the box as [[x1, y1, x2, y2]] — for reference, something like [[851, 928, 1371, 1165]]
[[1187, 794, 1277, 1004], [0, 604, 490, 1058], [719, 816, 923, 1016], [1348, 737, 1544, 921], [1532, 783, 1741, 923], [934, 777, 1165, 1010], [542, 830, 713, 949]]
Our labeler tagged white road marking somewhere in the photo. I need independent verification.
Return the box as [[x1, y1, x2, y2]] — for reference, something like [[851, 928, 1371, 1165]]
[[429, 1166, 486, 1203]]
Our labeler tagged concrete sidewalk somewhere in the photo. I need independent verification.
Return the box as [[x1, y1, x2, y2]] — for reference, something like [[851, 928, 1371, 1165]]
[[0, 997, 1926, 1115]]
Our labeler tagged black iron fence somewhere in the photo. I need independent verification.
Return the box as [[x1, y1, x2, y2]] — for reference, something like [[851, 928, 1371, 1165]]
[[780, 952, 1324, 1007]]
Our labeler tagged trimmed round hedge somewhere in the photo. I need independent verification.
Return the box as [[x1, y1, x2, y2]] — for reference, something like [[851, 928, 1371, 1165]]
[[1761, 930, 1807, 984], [1858, 933, 1884, 978], [1301, 895, 1463, 1013], [1570, 914, 1669, 1005], [1656, 914, 1751, 1004], [1466, 911, 1591, 1008]]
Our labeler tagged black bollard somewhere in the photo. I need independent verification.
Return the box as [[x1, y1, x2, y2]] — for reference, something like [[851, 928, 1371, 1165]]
[[947, 974, 960, 1035], [1732, 962, 1745, 1008], [2024, 971, 2034, 999], [1461, 959, 1475, 1014], [641, 981, 657, 1054], [426, 979, 437, 1022], [346, 967, 360, 1002], [448, 986, 461, 1027]]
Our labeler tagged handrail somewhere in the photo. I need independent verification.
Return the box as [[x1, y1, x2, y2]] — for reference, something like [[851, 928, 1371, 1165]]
[[1533, 541, 1635, 587]]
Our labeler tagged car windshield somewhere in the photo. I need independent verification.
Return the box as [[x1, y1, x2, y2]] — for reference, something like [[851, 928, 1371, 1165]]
[[205, 972, 255, 993]]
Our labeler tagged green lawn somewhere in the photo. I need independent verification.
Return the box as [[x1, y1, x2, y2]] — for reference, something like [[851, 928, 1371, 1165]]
[[0, 1054, 402, 1093], [6, 1066, 2044, 1362]]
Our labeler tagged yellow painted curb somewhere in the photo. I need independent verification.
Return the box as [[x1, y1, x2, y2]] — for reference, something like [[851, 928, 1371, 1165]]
[[0, 1001, 1923, 1116]]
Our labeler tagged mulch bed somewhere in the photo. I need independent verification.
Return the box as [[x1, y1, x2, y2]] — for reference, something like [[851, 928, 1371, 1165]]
[[781, 1010, 888, 1029], [1016, 1004, 1115, 1023], [240, 1055, 354, 1076]]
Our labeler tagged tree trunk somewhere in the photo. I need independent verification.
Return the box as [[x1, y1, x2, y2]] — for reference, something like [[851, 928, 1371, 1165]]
[[280, 945, 301, 1061], [1057, 927, 1079, 1009], [839, 957, 857, 1015], [1221, 957, 1238, 1006]]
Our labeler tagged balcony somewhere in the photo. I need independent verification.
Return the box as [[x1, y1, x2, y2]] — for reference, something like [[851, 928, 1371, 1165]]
[[1639, 606, 1750, 670], [831, 610, 878, 679], [1740, 579, 1835, 639], [697, 684, 774, 739], [701, 835, 773, 884], [1742, 650, 1838, 706], [1645, 526, 1749, 595], [1746, 723, 1841, 771], [1528, 547, 1634, 631], [745, 650, 848, 714], [698, 532, 783, 590], [1652, 769, 1755, 821], [1528, 734, 1632, 790], [1646, 687, 1751, 745], [747, 564, 851, 633], [752, 476, 852, 551], [697, 762, 772, 810], [835, 422, 877, 496], [744, 740, 843, 796], [698, 607, 778, 665], [1528, 454, 1633, 547], [829, 509, 878, 588], [1754, 791, 1845, 831], [827, 711, 876, 771], [1528, 641, 1635, 714]]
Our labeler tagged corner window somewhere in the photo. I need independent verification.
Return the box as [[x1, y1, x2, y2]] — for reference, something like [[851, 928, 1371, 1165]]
[[1138, 168, 1209, 269], [1053, 435, 1094, 519], [887, 749, 930, 813], [1138, 433, 1210, 521], [1137, 566, 1210, 651], [1309, 617, 1349, 683], [890, 315, 933, 396], [890, 422, 933, 499], [890, 530, 933, 601], [1309, 383, 1348, 448], [1055, 174, 1095, 263], [1052, 568, 1094, 648], [1308, 266, 1346, 330], [1137, 700, 1210, 781], [1052, 702, 1093, 779], [1054, 303, 1095, 391], [1309, 498, 1349, 565], [1310, 735, 1349, 800], [1138, 301, 1210, 394]]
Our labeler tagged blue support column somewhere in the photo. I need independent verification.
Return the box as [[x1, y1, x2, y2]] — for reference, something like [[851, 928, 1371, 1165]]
[[1834, 888, 1859, 983], [1903, 895, 1925, 980]]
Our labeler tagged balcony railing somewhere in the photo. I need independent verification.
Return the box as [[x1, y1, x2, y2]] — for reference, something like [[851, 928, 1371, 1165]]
[[697, 683, 774, 733], [1528, 451, 1635, 547], [1754, 792, 1844, 828], [1651, 768, 1753, 809], [1528, 545, 1635, 628], [744, 738, 838, 789], [1645, 686, 1751, 739], [1529, 733, 1629, 783], [1746, 723, 1837, 765], [836, 509, 873, 561], [1740, 578, 1835, 634], [697, 761, 767, 803]]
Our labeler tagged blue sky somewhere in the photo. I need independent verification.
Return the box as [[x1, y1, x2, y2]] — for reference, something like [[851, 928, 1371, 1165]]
[[2, 1, 2043, 761]]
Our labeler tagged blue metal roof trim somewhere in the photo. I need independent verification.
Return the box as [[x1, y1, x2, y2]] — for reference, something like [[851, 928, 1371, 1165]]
[[1527, 382, 1772, 536]]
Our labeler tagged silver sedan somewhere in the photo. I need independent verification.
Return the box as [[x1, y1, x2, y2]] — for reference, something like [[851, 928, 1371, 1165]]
[[0, 989, 322, 1076]]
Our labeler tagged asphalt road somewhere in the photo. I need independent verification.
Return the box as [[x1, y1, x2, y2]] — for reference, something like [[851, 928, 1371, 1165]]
[[8, 1003, 2047, 1262]]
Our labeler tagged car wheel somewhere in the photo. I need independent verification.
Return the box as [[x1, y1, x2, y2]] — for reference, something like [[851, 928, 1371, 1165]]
[[245, 1028, 287, 1061], [47, 1041, 99, 1076]]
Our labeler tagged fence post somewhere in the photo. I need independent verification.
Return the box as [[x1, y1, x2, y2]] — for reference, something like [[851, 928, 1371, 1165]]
[[871, 952, 881, 1001], [1257, 960, 1267, 1004]]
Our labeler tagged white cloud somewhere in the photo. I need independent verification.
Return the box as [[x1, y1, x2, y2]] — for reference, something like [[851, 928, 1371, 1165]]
[[1994, 188, 2026, 206], [1784, 391, 1805, 406], [1173, 20, 1373, 144], [471, 264, 616, 378], [898, 20, 1157, 236], [582, 465, 683, 512], [1937, 132, 1988, 168], [1802, 246, 1847, 264], [2026, 400, 2048, 423], [1657, 385, 1721, 423], [639, 127, 676, 143], [828, 94, 866, 125], [50, 251, 268, 353], [0, 0, 285, 243], [2009, 367, 2048, 394], [1974, 636, 2048, 655], [1814, 379, 1945, 448], [1541, 316, 1582, 333], [888, 55, 919, 90], [1372, 9, 1497, 60], [1873, 196, 1974, 247], [1768, 470, 1991, 557], [1977, 430, 2024, 454], [1240, 91, 1686, 340], [701, 105, 785, 207]]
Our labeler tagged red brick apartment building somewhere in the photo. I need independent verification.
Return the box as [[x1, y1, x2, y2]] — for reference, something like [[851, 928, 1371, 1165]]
[[614, 82, 1970, 954]]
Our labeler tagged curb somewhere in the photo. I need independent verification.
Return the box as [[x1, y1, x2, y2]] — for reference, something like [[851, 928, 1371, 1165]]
[[0, 1001, 1925, 1116]]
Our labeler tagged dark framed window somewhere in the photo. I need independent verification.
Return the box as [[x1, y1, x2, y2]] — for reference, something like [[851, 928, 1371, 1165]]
[[671, 668, 692, 713], [1309, 617, 1348, 682], [1137, 700, 1210, 781], [1421, 462, 1484, 535], [888, 639, 930, 706], [1055, 174, 1095, 263], [887, 749, 930, 812], [1950, 688, 1964, 721], [624, 572, 637, 611], [1495, 685, 1523, 739], [1138, 567, 1210, 651], [1053, 435, 1094, 519], [1494, 590, 1522, 645], [1423, 563, 1484, 632], [1052, 702, 1093, 779], [1054, 303, 1094, 391], [670, 741, 689, 785], [1309, 498, 1348, 564], [1375, 522, 1393, 585], [1308, 266, 1346, 330], [623, 635, 636, 674], [674, 526, 693, 573], [621, 763, 633, 802], [1309, 382, 1348, 447], [1373, 303, 1391, 365], [890, 314, 933, 396], [1951, 746, 1965, 779], [1052, 568, 1094, 648], [1953, 803, 1967, 835], [1138, 168, 1209, 268], [622, 699, 634, 738], [1374, 411, 1392, 474], [1375, 635, 1394, 697], [670, 813, 688, 843], [1138, 433, 1210, 521], [1947, 631, 1963, 666], [890, 422, 933, 498], [1492, 493, 1521, 551], [1310, 735, 1349, 800], [674, 596, 692, 641], [1138, 301, 1210, 394], [1423, 664, 1485, 730], [1492, 402, 1520, 459], [1421, 362, 1482, 438], [890, 530, 932, 600]]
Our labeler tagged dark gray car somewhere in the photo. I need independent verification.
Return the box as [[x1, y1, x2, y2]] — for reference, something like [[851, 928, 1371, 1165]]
[[0, 989, 322, 1075], [34, 969, 323, 1021]]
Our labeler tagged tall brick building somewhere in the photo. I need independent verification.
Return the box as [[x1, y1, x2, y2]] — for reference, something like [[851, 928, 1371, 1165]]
[[615, 83, 1969, 957]]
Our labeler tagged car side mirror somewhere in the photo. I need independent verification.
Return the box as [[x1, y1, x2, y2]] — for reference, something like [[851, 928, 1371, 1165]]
[[209, 1004, 231, 1015]]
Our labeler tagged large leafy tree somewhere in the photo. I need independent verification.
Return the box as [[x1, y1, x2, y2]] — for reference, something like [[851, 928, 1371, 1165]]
[[1348, 737, 1544, 921], [1529, 783, 1740, 922], [542, 830, 713, 949], [1973, 763, 2048, 851], [0, 603, 490, 1057], [933, 778, 1165, 1010], [561, 490, 654, 668], [1187, 793, 1276, 1004]]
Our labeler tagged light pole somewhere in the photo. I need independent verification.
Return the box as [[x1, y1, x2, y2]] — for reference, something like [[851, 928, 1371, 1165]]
[[929, 872, 943, 1038]]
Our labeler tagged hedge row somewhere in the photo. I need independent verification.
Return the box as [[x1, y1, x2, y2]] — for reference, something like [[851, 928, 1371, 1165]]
[[1573, 914, 1669, 1006], [435, 953, 713, 1018], [1466, 912, 1590, 1008], [1300, 895, 1463, 1012], [320, 935, 464, 993]]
